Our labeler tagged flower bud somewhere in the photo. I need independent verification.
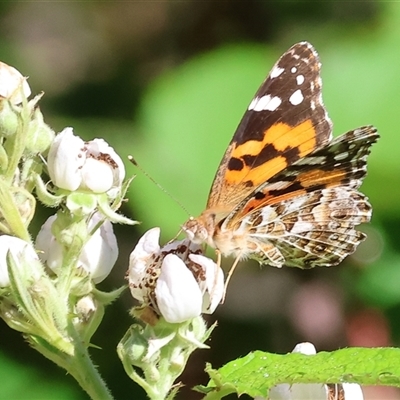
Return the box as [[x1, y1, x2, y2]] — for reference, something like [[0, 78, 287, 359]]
[[25, 108, 55, 154], [0, 100, 19, 137], [47, 127, 125, 195], [36, 212, 118, 283], [0, 61, 31, 104]]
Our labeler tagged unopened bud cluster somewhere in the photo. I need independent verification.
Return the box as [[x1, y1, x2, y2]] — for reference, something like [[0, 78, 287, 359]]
[[0, 60, 134, 360]]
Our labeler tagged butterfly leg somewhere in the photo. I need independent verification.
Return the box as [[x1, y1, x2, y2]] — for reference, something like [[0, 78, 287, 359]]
[[222, 253, 242, 302], [212, 250, 227, 303]]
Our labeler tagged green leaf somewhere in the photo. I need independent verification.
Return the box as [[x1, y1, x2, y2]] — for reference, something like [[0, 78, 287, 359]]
[[355, 254, 400, 307], [201, 348, 400, 399]]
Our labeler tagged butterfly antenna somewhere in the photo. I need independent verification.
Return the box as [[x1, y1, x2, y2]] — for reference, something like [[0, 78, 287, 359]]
[[128, 155, 191, 218]]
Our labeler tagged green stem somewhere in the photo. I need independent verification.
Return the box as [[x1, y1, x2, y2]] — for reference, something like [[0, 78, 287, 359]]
[[32, 332, 114, 400], [66, 327, 114, 400], [119, 353, 161, 400]]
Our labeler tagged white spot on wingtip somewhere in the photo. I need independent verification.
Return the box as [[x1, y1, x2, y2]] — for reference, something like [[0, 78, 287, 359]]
[[265, 96, 282, 111], [270, 66, 284, 78], [253, 95, 271, 111], [248, 97, 258, 110], [248, 95, 282, 111], [289, 89, 304, 106], [291, 66, 297, 73], [296, 74, 304, 85]]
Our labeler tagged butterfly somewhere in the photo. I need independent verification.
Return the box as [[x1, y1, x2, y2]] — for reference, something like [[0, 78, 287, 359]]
[[183, 41, 378, 277]]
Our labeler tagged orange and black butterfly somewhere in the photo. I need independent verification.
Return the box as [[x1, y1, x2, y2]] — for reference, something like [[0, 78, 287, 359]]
[[183, 42, 378, 273]]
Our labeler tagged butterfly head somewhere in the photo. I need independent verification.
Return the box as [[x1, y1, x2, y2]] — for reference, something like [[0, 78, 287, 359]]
[[182, 216, 210, 245]]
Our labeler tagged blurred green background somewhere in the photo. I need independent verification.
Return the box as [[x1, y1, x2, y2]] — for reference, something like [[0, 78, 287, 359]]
[[1, 2, 400, 399]]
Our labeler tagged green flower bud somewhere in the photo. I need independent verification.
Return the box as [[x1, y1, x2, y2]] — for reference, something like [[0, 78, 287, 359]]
[[25, 108, 55, 154], [0, 100, 19, 137]]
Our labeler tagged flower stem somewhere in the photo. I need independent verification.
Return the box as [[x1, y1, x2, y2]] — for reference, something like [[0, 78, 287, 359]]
[[30, 329, 114, 400], [65, 328, 114, 400]]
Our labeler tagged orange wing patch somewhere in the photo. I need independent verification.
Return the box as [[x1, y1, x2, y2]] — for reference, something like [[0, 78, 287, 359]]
[[227, 120, 317, 187], [207, 120, 318, 209]]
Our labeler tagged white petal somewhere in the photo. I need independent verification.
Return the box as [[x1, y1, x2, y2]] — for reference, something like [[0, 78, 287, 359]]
[[342, 383, 364, 400], [155, 254, 202, 323], [128, 228, 161, 301], [35, 215, 55, 263], [129, 228, 160, 285], [47, 127, 85, 191], [0, 61, 31, 104], [189, 254, 224, 314], [132, 227, 161, 259], [268, 382, 328, 400], [292, 342, 317, 355], [80, 217, 118, 283], [36, 215, 63, 273], [0, 236, 38, 287], [80, 158, 114, 193], [86, 138, 125, 187]]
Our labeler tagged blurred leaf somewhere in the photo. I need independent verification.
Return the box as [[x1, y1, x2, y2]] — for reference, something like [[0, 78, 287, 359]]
[[0, 350, 82, 400], [355, 254, 400, 308], [322, 4, 400, 217], [131, 44, 272, 240]]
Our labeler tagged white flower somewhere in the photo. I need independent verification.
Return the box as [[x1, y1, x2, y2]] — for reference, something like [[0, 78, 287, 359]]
[[47, 127, 125, 195], [257, 342, 364, 400], [0, 61, 31, 104], [0, 236, 39, 287], [36, 213, 118, 283], [128, 228, 224, 323]]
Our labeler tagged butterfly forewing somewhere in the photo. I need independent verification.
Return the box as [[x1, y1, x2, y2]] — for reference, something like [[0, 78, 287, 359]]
[[207, 41, 333, 209]]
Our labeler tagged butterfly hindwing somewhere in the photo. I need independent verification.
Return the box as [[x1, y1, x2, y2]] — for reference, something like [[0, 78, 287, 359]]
[[223, 185, 371, 268]]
